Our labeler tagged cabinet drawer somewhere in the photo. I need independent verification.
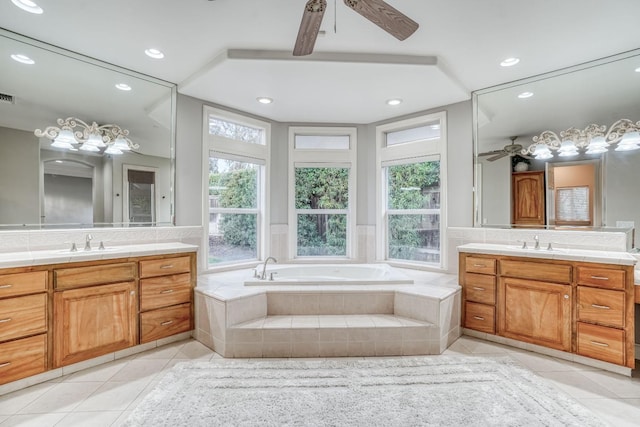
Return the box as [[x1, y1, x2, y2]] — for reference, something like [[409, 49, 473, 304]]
[[577, 267, 625, 290], [465, 257, 496, 275], [140, 273, 192, 312], [55, 263, 136, 289], [0, 271, 47, 298], [140, 303, 192, 343], [577, 322, 624, 366], [0, 293, 47, 342], [464, 302, 495, 334], [577, 286, 624, 328], [500, 260, 571, 283], [0, 334, 47, 385], [464, 273, 496, 305], [140, 256, 191, 278]]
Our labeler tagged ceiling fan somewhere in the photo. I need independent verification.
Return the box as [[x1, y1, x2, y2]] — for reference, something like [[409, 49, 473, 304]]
[[478, 136, 532, 162], [293, 0, 419, 56]]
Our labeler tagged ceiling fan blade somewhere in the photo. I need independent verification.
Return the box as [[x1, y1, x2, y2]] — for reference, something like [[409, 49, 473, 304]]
[[486, 152, 508, 162], [293, 0, 327, 56], [478, 150, 504, 157], [344, 0, 419, 41]]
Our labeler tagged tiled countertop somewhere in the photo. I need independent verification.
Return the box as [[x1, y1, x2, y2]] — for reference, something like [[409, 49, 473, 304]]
[[0, 242, 198, 269]]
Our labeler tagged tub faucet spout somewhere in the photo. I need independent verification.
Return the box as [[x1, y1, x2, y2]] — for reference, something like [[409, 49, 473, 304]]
[[261, 257, 277, 280], [84, 234, 93, 251]]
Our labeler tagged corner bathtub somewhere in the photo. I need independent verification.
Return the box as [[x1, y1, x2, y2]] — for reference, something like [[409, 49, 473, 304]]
[[244, 263, 414, 286]]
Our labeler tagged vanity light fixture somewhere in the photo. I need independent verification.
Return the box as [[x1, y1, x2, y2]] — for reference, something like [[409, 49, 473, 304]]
[[517, 91, 533, 99], [500, 57, 520, 67], [387, 99, 402, 106], [11, 0, 43, 14], [523, 119, 640, 159], [10, 53, 35, 64], [256, 97, 273, 104], [115, 83, 132, 91], [35, 117, 139, 156], [144, 48, 165, 59]]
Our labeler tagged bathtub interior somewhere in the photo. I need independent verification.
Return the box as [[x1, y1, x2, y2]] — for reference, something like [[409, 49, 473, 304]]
[[244, 263, 414, 286]]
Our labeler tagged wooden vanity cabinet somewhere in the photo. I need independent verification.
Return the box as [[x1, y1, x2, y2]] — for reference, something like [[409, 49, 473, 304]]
[[53, 263, 137, 367], [575, 264, 632, 366], [139, 255, 194, 343], [459, 254, 497, 334], [460, 252, 635, 368], [0, 270, 48, 385]]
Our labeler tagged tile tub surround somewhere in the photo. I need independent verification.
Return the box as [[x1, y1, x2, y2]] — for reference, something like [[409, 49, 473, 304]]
[[194, 268, 461, 358]]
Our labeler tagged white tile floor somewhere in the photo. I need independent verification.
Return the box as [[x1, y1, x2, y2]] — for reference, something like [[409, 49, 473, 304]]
[[2, 336, 640, 426]]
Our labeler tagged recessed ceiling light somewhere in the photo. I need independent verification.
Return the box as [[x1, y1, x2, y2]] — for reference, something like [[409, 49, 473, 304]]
[[11, 54, 35, 64], [115, 83, 132, 91], [11, 0, 43, 14], [55, 160, 63, 163], [500, 57, 520, 67], [635, 66, 640, 73], [386, 99, 402, 106], [256, 97, 273, 104], [145, 48, 165, 59], [517, 91, 534, 99]]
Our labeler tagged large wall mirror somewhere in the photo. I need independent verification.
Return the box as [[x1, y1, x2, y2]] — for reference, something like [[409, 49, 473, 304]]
[[0, 29, 176, 229], [473, 48, 640, 233]]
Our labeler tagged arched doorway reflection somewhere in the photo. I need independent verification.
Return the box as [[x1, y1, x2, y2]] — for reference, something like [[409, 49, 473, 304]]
[[42, 159, 94, 225]]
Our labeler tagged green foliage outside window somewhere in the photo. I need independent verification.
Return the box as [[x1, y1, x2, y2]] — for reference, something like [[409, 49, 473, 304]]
[[295, 168, 348, 256], [387, 161, 440, 261], [209, 160, 257, 250]]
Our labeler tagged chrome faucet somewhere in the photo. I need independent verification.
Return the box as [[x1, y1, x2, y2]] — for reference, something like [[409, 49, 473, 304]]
[[533, 234, 540, 250], [84, 234, 93, 251], [260, 256, 277, 280]]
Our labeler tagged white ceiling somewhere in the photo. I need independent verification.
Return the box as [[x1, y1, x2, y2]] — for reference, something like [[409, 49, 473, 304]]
[[1, 0, 640, 124]]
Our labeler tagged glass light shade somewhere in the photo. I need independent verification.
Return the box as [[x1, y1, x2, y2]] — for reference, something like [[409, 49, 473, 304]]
[[105, 145, 123, 155], [587, 135, 607, 149], [558, 140, 579, 157], [51, 139, 74, 150], [79, 143, 100, 152], [532, 144, 553, 159], [614, 132, 640, 151], [113, 136, 131, 151], [617, 131, 640, 147], [86, 132, 106, 147], [55, 128, 76, 144]]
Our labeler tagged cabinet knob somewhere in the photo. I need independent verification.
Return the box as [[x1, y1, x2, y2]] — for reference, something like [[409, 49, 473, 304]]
[[564, 295, 569, 299]]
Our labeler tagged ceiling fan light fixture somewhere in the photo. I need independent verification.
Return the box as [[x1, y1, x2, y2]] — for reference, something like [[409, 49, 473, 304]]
[[11, 0, 43, 14], [500, 57, 520, 67], [144, 48, 165, 59], [257, 97, 273, 104], [386, 98, 402, 106]]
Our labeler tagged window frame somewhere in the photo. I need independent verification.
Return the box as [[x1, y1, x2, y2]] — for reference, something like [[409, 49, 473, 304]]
[[375, 112, 448, 270], [288, 126, 357, 261], [202, 106, 270, 271]]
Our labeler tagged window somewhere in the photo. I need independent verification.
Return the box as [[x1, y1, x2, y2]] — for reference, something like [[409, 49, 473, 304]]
[[289, 127, 356, 259], [376, 113, 447, 268], [203, 107, 269, 268]]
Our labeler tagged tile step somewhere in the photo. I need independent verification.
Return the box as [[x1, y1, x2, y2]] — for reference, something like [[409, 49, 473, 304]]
[[231, 314, 435, 330]]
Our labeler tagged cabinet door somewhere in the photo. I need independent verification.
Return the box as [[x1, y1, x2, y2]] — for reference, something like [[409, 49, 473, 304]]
[[512, 171, 545, 226], [498, 277, 571, 351], [54, 281, 137, 367]]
